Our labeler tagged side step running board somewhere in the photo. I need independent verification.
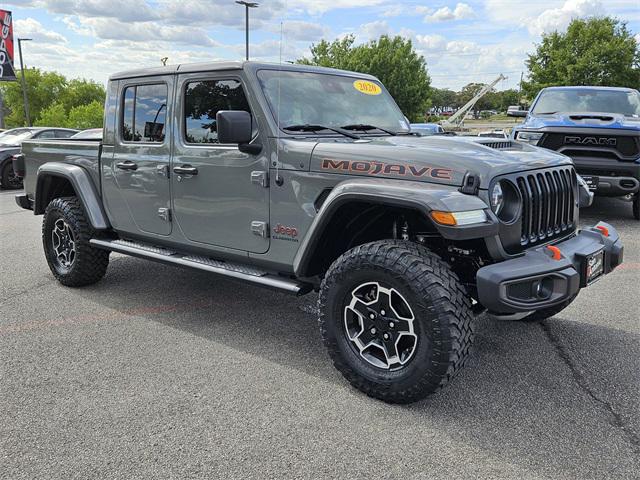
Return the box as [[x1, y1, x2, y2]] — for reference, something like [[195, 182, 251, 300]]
[[89, 238, 311, 295]]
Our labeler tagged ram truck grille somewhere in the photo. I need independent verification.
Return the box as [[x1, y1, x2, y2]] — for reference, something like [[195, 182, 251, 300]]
[[539, 133, 640, 160], [515, 167, 577, 247]]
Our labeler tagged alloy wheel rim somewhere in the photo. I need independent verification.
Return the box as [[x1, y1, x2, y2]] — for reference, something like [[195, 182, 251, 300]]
[[52, 218, 76, 269], [343, 281, 418, 370]]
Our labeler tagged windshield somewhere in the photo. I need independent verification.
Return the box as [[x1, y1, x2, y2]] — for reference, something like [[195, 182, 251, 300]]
[[532, 88, 640, 117], [0, 129, 35, 145], [257, 70, 410, 134]]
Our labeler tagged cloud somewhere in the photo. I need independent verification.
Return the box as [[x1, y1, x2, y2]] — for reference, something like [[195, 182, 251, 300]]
[[14, 18, 68, 44], [278, 21, 330, 42], [424, 3, 474, 23], [414, 34, 447, 52], [358, 20, 391, 40], [294, 0, 386, 15], [528, 0, 604, 35]]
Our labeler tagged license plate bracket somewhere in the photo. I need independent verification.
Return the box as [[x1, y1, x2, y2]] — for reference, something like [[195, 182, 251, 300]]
[[580, 248, 605, 286]]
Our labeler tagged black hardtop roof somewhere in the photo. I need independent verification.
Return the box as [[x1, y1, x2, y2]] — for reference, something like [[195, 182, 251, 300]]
[[109, 61, 378, 81]]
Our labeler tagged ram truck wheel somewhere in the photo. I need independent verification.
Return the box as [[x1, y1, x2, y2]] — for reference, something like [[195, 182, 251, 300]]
[[318, 240, 475, 404], [42, 197, 110, 287]]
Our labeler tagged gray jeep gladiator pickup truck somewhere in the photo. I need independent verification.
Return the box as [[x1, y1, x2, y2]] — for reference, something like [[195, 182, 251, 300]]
[[14, 62, 623, 403]]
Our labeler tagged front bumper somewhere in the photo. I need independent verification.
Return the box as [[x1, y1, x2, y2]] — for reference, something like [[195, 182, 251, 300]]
[[476, 222, 623, 314], [572, 157, 640, 197]]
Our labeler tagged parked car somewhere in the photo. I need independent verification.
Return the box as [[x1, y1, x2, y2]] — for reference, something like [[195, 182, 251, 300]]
[[478, 129, 508, 139], [15, 62, 622, 403], [70, 128, 103, 140], [510, 86, 640, 219], [410, 123, 444, 136], [0, 127, 78, 189]]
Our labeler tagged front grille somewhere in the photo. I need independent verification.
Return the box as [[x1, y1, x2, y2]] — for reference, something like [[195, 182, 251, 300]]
[[515, 167, 577, 247], [539, 133, 640, 159]]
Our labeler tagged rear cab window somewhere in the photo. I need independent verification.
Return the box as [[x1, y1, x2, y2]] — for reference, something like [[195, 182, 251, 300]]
[[121, 83, 168, 143]]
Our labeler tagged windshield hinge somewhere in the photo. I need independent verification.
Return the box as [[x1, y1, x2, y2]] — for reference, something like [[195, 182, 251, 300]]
[[460, 171, 480, 195]]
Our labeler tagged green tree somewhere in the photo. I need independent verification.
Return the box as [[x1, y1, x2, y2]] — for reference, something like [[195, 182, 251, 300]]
[[299, 35, 432, 121], [66, 100, 104, 129], [429, 88, 458, 114], [0, 69, 105, 128], [524, 17, 640, 98], [0, 69, 66, 126], [35, 103, 68, 127]]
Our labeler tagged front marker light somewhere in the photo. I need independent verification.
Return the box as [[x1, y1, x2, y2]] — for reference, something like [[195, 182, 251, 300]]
[[431, 209, 488, 226], [516, 131, 543, 145]]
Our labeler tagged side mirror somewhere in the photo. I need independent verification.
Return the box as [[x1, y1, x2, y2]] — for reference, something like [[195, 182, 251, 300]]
[[216, 110, 261, 154], [216, 110, 253, 144], [507, 109, 528, 118]]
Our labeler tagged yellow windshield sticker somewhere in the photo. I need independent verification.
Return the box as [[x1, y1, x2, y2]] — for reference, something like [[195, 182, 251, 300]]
[[353, 80, 382, 96]]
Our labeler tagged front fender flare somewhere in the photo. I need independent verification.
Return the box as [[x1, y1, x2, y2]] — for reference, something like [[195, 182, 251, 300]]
[[293, 178, 497, 277], [35, 162, 110, 230]]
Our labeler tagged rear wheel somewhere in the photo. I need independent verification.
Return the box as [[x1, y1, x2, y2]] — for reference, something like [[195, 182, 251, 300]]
[[43, 197, 110, 287], [318, 240, 475, 404], [1, 160, 22, 190]]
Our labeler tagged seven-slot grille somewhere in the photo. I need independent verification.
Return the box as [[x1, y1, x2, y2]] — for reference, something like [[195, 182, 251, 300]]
[[515, 167, 577, 247]]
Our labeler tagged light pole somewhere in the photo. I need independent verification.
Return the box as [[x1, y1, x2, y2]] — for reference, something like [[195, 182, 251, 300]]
[[235, 1, 259, 61], [17, 38, 32, 127]]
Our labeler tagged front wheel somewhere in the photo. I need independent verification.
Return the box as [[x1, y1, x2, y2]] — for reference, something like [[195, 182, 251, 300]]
[[43, 197, 110, 287], [318, 240, 475, 404]]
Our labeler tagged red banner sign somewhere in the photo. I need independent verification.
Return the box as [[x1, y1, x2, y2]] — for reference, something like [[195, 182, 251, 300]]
[[0, 9, 16, 81]]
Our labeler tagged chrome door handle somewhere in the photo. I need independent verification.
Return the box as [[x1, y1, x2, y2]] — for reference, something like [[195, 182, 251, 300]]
[[173, 165, 198, 175], [115, 161, 138, 171]]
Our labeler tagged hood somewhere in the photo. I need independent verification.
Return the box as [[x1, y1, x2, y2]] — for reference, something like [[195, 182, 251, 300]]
[[309, 135, 572, 189], [0, 144, 20, 153], [522, 112, 640, 132]]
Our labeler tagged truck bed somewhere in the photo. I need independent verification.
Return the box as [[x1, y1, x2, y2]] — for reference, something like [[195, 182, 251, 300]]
[[21, 139, 102, 202]]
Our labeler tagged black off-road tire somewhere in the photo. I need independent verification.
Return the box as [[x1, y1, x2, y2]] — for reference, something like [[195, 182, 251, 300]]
[[42, 196, 110, 287], [522, 295, 577, 322], [0, 160, 22, 190], [633, 194, 640, 220], [318, 240, 475, 404]]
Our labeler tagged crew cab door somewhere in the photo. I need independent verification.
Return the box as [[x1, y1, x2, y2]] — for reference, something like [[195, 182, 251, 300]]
[[105, 78, 172, 236], [171, 73, 269, 253]]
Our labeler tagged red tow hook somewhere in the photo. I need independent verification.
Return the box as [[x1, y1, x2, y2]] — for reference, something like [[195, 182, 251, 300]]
[[595, 225, 609, 237], [546, 245, 562, 261]]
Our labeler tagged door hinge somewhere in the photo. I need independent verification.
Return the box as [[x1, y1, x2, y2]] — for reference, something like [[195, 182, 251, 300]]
[[158, 207, 171, 222], [251, 170, 269, 188], [251, 221, 269, 238]]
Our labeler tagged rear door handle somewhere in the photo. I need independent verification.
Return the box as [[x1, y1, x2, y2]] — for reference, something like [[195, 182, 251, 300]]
[[115, 161, 138, 171], [173, 165, 198, 176]]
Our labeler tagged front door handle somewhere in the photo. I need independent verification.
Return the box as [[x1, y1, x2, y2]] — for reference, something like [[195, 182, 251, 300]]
[[173, 165, 198, 176], [115, 161, 138, 171]]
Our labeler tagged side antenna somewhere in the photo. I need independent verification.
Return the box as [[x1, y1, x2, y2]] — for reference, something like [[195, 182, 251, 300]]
[[275, 20, 284, 186]]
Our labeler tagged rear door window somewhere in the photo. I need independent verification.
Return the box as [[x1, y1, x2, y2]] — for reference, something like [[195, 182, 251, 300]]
[[121, 83, 168, 142]]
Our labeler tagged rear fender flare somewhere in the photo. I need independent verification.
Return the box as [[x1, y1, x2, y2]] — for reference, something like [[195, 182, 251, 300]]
[[293, 178, 496, 277], [35, 162, 110, 230]]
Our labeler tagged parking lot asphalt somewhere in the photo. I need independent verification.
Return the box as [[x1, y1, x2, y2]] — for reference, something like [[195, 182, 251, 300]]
[[1, 189, 639, 479]]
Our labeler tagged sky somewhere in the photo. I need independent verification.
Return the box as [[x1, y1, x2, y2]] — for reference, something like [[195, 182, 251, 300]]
[[3, 0, 640, 91]]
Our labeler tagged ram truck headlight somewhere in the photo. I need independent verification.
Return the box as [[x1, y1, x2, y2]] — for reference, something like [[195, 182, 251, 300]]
[[430, 209, 488, 226], [490, 182, 504, 214], [516, 131, 543, 145]]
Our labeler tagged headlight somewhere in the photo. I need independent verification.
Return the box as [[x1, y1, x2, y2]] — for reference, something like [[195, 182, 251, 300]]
[[430, 209, 488, 226], [490, 182, 504, 214], [516, 131, 543, 145]]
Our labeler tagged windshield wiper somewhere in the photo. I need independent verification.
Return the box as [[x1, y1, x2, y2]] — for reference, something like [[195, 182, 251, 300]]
[[340, 124, 397, 135], [282, 124, 360, 139]]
